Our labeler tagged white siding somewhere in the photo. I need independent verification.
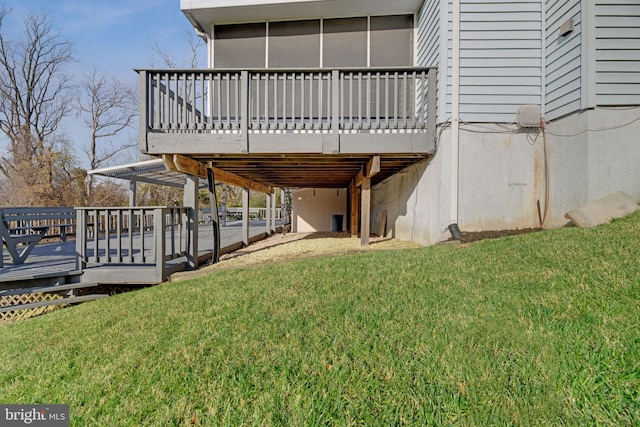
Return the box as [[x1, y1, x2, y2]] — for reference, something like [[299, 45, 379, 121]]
[[545, 0, 582, 120], [595, 1, 640, 105], [456, 0, 543, 122]]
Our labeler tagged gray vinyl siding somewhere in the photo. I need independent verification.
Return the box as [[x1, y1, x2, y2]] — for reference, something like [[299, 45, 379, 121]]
[[417, 0, 442, 121], [417, 0, 440, 67], [545, 0, 582, 120], [458, 0, 543, 123], [595, 1, 640, 105]]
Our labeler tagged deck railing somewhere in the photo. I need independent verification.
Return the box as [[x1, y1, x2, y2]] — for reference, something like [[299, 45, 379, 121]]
[[138, 67, 436, 140], [76, 207, 191, 280]]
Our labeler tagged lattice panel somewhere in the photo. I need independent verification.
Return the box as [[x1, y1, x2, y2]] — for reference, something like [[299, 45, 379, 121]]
[[0, 292, 66, 323]]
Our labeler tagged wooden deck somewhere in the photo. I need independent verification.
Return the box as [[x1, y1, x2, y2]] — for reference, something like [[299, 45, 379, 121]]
[[0, 220, 279, 289]]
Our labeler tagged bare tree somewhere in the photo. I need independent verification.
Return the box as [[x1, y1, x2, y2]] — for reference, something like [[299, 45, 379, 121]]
[[0, 7, 76, 206], [78, 69, 137, 204], [149, 26, 205, 69]]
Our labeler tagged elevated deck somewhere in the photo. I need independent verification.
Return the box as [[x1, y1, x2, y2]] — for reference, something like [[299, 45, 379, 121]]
[[138, 67, 436, 188]]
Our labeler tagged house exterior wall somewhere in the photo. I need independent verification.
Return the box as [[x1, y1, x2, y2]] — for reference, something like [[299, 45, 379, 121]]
[[595, 1, 640, 105], [292, 188, 347, 233], [417, 0, 443, 122], [175, 0, 640, 246], [456, 0, 544, 123], [546, 107, 640, 226], [376, 0, 639, 244], [545, 0, 583, 120], [373, 105, 640, 245]]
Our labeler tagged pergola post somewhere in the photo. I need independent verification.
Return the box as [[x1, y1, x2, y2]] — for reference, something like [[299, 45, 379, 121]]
[[129, 180, 137, 207]]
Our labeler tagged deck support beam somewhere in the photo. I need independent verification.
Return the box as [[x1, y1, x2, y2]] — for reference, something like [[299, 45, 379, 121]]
[[164, 154, 274, 194], [353, 156, 380, 246]]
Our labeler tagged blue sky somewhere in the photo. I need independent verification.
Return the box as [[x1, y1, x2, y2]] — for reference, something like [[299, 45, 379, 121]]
[[2, 0, 205, 168]]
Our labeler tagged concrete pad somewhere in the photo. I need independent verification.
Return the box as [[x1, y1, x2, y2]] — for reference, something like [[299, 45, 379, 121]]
[[565, 191, 639, 228]]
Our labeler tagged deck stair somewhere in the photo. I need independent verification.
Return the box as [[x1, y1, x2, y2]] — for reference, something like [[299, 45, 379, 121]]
[[0, 282, 107, 315]]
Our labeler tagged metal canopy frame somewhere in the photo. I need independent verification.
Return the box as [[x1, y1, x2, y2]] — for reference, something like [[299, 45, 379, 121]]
[[88, 159, 209, 189]]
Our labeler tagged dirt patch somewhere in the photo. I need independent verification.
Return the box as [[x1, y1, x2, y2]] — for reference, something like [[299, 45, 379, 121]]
[[170, 232, 420, 282], [457, 228, 541, 244]]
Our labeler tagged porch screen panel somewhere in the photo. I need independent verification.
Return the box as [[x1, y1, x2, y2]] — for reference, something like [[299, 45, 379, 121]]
[[266, 20, 321, 125], [370, 15, 414, 123], [214, 23, 266, 68], [269, 20, 321, 68], [323, 17, 367, 68], [370, 15, 413, 67]]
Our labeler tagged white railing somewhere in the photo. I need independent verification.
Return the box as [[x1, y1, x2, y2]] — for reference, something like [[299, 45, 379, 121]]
[[199, 207, 282, 223], [76, 207, 191, 280], [139, 67, 436, 138]]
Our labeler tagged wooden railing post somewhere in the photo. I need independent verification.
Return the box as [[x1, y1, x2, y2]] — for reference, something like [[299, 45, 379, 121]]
[[240, 70, 249, 153], [323, 69, 340, 154], [427, 67, 437, 152], [138, 70, 149, 153], [75, 208, 86, 272], [154, 208, 166, 282]]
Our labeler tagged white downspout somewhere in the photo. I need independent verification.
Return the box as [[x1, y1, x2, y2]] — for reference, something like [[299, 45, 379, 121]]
[[449, 0, 462, 239]]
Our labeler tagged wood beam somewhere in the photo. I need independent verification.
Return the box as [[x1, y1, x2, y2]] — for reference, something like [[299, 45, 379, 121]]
[[355, 156, 380, 187], [163, 154, 274, 194]]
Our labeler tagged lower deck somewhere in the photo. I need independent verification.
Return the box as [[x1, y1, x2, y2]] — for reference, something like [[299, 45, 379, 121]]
[[0, 220, 277, 290]]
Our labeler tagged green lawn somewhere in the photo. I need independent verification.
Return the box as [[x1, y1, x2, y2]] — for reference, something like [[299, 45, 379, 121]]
[[1, 213, 639, 426]]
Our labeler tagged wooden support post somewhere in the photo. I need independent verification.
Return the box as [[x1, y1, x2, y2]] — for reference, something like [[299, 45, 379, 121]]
[[183, 174, 199, 269], [266, 192, 272, 236], [350, 180, 359, 238], [271, 192, 277, 233], [242, 187, 250, 247], [351, 156, 379, 242], [208, 164, 221, 264], [361, 177, 371, 246], [129, 180, 137, 207]]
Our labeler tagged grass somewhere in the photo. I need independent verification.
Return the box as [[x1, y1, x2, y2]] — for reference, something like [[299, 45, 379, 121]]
[[1, 213, 639, 426]]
